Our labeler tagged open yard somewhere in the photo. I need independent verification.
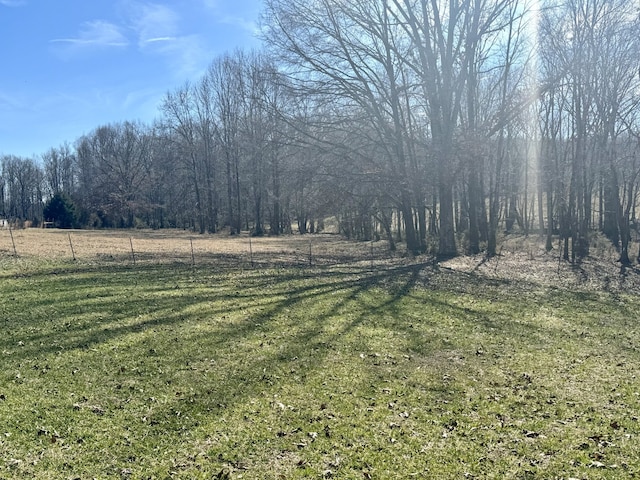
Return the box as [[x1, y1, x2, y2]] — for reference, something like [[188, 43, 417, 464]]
[[1, 229, 640, 478]]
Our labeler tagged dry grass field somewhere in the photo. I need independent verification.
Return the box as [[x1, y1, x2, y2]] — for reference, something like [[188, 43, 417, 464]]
[[0, 228, 390, 269], [2, 227, 639, 294]]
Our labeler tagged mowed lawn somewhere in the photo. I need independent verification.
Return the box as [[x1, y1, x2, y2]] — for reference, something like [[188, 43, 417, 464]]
[[1, 257, 640, 479]]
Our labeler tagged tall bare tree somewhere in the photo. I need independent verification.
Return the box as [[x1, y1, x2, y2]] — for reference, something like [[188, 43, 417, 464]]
[[264, 0, 428, 253], [160, 83, 208, 233]]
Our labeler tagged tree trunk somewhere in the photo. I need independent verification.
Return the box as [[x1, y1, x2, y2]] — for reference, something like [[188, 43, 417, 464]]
[[225, 151, 235, 234], [401, 192, 421, 255], [438, 181, 457, 258], [467, 168, 480, 255], [379, 209, 396, 251], [545, 186, 554, 252], [603, 168, 620, 247]]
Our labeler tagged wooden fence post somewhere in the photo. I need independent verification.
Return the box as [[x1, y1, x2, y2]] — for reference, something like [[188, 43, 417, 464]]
[[68, 234, 76, 261], [8, 224, 17, 257], [130, 237, 136, 265], [249, 235, 254, 268]]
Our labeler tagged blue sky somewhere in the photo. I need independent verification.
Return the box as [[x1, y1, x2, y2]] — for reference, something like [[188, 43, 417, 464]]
[[0, 0, 263, 158]]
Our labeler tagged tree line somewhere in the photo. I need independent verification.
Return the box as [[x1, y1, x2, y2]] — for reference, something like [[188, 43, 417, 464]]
[[1, 0, 640, 262]]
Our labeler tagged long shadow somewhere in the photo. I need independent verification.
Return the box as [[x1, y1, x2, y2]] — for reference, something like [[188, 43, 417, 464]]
[[2, 259, 640, 476], [1, 262, 425, 359], [2, 263, 439, 461], [3, 259, 633, 363]]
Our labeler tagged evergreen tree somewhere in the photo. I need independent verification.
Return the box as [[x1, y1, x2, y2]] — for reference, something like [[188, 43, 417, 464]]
[[43, 193, 77, 229]]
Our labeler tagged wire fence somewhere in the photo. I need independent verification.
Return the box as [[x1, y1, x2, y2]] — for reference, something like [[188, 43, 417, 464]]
[[3, 226, 640, 294], [0, 227, 398, 270]]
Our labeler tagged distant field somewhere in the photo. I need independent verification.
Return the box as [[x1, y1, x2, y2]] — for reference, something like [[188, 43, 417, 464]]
[[0, 228, 387, 268], [1, 230, 640, 478]]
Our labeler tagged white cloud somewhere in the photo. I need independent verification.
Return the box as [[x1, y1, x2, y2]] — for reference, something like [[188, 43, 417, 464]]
[[51, 20, 129, 49], [128, 2, 179, 48], [142, 36, 177, 44], [121, 2, 210, 79], [146, 34, 210, 79]]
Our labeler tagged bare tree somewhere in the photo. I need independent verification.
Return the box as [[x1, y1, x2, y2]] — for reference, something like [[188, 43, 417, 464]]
[[160, 83, 208, 233], [194, 75, 220, 233], [206, 53, 245, 234], [1, 155, 44, 224], [264, 0, 428, 253], [42, 143, 76, 197], [75, 122, 152, 227], [540, 0, 640, 262]]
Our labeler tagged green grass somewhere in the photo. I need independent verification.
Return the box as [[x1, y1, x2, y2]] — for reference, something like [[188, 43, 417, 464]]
[[1, 259, 640, 479]]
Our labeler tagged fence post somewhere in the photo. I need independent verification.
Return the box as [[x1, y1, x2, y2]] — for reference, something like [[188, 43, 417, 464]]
[[68, 233, 76, 261], [129, 237, 136, 265], [8, 224, 17, 257], [249, 235, 254, 268], [190, 238, 195, 267]]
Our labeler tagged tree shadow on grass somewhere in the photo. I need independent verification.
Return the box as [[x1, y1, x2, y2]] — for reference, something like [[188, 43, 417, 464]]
[[3, 259, 634, 376], [2, 260, 640, 477]]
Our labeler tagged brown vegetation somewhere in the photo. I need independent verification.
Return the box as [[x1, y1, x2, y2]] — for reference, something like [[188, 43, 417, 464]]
[[0, 229, 387, 269], [2, 228, 639, 294]]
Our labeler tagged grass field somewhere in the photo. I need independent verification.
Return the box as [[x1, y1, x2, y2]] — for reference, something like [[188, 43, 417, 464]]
[[0, 228, 386, 269], [1, 230, 640, 478]]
